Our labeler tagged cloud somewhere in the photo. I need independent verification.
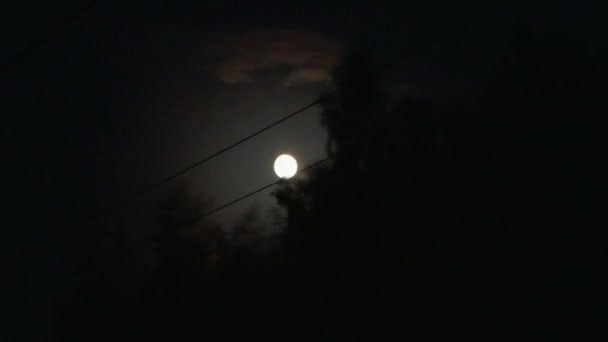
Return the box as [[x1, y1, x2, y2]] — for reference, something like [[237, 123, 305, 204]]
[[283, 68, 332, 86], [202, 29, 341, 86]]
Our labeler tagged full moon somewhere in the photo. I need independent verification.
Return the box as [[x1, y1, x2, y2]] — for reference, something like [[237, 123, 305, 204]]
[[274, 154, 298, 179]]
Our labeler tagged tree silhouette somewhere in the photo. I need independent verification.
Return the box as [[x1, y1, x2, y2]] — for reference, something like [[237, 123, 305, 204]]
[[271, 21, 606, 336], [149, 186, 226, 339], [54, 223, 140, 341]]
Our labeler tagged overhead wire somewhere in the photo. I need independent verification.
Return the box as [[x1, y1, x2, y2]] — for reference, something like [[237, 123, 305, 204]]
[[0, 0, 101, 74], [197, 157, 331, 220], [74, 96, 331, 228]]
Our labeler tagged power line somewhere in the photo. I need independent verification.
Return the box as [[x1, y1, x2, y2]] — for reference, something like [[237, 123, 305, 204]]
[[377, 10, 501, 73], [75, 96, 329, 229], [0, 0, 100, 74], [74, 10, 499, 229], [198, 157, 331, 220]]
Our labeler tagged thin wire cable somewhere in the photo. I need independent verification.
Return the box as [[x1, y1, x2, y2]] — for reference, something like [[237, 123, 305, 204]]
[[0, 0, 101, 74], [198, 157, 331, 220], [74, 10, 499, 229], [377, 10, 501, 74], [75, 97, 329, 228]]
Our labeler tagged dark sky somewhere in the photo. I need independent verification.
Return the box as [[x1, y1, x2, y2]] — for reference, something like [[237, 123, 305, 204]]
[[1, 0, 601, 339]]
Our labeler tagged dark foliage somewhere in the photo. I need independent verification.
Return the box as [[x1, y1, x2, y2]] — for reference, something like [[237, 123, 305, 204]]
[[55, 20, 605, 340]]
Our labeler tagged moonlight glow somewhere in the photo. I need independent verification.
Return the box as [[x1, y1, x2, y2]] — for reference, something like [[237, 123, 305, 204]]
[[274, 154, 298, 179]]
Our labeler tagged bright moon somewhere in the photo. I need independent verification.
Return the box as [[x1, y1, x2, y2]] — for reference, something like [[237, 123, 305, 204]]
[[274, 154, 298, 179]]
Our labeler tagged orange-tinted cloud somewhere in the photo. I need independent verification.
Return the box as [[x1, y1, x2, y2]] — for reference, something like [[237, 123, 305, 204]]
[[203, 29, 341, 86]]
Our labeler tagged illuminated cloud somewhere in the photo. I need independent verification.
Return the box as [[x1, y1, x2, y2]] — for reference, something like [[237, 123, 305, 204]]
[[203, 29, 341, 86]]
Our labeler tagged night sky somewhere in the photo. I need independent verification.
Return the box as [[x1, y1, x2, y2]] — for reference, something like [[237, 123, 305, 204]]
[[1, 0, 601, 339]]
